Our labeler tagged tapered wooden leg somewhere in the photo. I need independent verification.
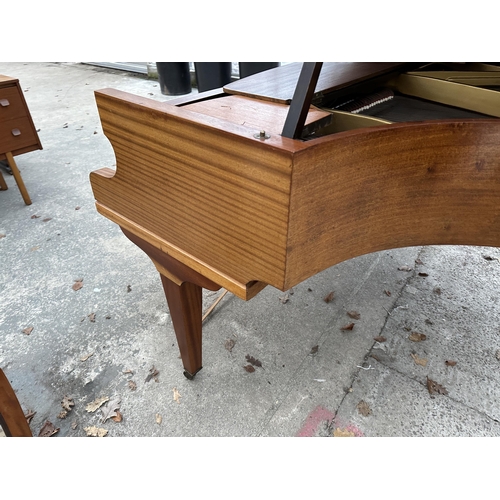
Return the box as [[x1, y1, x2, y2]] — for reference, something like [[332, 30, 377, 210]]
[[120, 228, 222, 378], [0, 369, 32, 437], [161, 275, 203, 379], [0, 170, 7, 190], [6, 152, 31, 205]]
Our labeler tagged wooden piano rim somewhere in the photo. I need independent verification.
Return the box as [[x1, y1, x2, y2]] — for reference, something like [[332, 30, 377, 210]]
[[96, 90, 500, 161], [304, 116, 500, 146], [96, 87, 500, 152], [92, 105, 500, 299], [95, 88, 311, 153], [94, 201, 267, 300]]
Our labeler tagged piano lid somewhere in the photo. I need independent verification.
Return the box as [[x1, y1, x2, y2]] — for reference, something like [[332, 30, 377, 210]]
[[223, 62, 412, 104]]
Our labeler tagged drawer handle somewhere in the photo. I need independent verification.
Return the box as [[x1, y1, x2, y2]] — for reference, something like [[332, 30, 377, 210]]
[[11, 128, 21, 136], [0, 99, 9, 107]]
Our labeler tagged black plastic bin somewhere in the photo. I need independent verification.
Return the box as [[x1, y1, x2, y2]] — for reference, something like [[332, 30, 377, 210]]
[[194, 62, 232, 92], [156, 62, 192, 96], [238, 62, 279, 79]]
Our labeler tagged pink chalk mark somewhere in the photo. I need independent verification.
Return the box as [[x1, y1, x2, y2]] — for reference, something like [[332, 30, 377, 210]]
[[296, 405, 335, 437], [338, 423, 364, 437], [296, 405, 365, 437]]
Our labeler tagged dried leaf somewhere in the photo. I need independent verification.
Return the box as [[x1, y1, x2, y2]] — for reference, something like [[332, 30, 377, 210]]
[[38, 421, 59, 437], [384, 290, 391, 296], [347, 311, 360, 320], [88, 312, 96, 322], [310, 345, 319, 355], [61, 395, 74, 411], [173, 388, 181, 404], [71, 420, 78, 430], [333, 428, 355, 437], [224, 338, 236, 353], [80, 352, 93, 362], [57, 410, 68, 419], [0, 233, 5, 239], [357, 400, 372, 417], [245, 355, 262, 368], [155, 414, 162, 425], [128, 380, 137, 391], [374, 336, 386, 343], [411, 353, 428, 366], [111, 410, 123, 423], [72, 279, 83, 291], [398, 266, 413, 272], [341, 322, 355, 331], [42, 218, 52, 223], [418, 272, 429, 277], [324, 291, 335, 303], [123, 369, 134, 375], [279, 293, 289, 304], [145, 366, 159, 383], [24, 410, 36, 424], [31, 214, 41, 219], [85, 396, 109, 412], [445, 360, 457, 367], [415, 258, 424, 265], [409, 332, 427, 342], [22, 326, 33, 335], [84, 426, 108, 437], [243, 364, 255, 373], [427, 377, 448, 397], [101, 398, 121, 423]]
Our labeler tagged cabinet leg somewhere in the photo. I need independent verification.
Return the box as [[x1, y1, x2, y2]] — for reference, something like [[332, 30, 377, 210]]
[[6, 152, 31, 205], [0, 170, 7, 191], [161, 275, 203, 379]]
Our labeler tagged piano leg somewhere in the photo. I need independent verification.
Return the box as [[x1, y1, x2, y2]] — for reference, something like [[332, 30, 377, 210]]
[[120, 229, 221, 379], [160, 276, 203, 379]]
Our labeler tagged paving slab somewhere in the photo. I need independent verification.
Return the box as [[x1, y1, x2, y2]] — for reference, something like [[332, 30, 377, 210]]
[[335, 244, 500, 436]]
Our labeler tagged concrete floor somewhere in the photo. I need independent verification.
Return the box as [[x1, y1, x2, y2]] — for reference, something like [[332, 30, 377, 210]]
[[2, 62, 500, 439]]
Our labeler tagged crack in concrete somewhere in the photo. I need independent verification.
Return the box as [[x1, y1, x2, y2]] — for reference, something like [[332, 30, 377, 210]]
[[333, 247, 426, 420], [256, 250, 416, 436]]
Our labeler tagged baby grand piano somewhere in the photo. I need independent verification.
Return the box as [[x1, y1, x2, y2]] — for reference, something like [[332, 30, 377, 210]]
[[90, 62, 500, 378]]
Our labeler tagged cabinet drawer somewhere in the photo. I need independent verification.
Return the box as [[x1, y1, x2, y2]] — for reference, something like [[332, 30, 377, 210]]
[[0, 116, 38, 154], [0, 86, 27, 122]]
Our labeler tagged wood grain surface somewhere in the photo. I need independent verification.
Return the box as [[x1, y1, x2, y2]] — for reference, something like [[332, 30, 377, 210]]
[[0, 369, 32, 437], [223, 62, 409, 103], [285, 119, 500, 288], [91, 89, 500, 299], [90, 89, 301, 298]]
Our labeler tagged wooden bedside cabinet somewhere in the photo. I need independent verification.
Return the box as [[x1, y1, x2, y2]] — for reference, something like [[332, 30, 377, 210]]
[[0, 74, 42, 205]]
